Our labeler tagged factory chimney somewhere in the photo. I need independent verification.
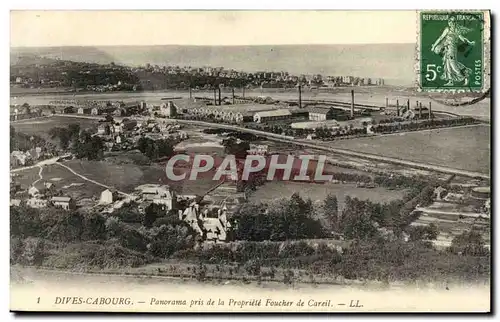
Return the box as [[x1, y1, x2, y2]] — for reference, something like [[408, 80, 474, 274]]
[[298, 85, 302, 108], [385, 97, 389, 109], [350, 89, 355, 119], [232, 88, 235, 105], [396, 99, 399, 117], [407, 99, 410, 112]]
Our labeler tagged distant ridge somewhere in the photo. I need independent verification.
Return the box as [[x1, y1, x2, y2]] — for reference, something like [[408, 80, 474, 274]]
[[10, 43, 415, 86]]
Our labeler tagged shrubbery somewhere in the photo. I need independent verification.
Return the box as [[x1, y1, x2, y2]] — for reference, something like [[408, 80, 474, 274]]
[[232, 194, 325, 241]]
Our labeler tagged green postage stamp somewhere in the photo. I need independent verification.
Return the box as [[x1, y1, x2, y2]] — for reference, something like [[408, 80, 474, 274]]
[[417, 10, 490, 92]]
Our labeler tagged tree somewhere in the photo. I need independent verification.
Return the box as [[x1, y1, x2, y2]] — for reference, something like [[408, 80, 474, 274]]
[[222, 137, 249, 160], [340, 196, 379, 240], [10, 205, 43, 238], [233, 194, 324, 242], [148, 223, 196, 258], [143, 203, 166, 228], [10, 126, 15, 152], [407, 223, 439, 241], [72, 130, 104, 160], [136, 137, 174, 160], [42, 210, 84, 242], [81, 212, 107, 241], [104, 114, 114, 123], [49, 127, 71, 150], [323, 194, 339, 231], [450, 230, 489, 256]]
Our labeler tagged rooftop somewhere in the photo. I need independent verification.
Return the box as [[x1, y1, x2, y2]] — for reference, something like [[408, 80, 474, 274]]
[[255, 109, 292, 118], [203, 104, 281, 113], [51, 196, 72, 202]]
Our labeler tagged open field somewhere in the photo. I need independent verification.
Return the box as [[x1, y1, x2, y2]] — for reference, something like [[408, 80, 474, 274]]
[[12, 164, 104, 200], [11, 167, 40, 188], [249, 181, 406, 209], [63, 160, 221, 196], [11, 115, 98, 138], [327, 125, 490, 174]]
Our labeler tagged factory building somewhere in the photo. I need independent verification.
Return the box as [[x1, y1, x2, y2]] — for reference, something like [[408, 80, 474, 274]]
[[253, 109, 293, 123]]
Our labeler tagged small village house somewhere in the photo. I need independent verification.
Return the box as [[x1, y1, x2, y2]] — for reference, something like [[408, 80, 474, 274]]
[[51, 196, 76, 210], [136, 184, 176, 210], [159, 102, 177, 118], [77, 107, 92, 115], [97, 123, 111, 135], [91, 106, 116, 116], [10, 151, 33, 167], [100, 188, 119, 205], [27, 198, 48, 209]]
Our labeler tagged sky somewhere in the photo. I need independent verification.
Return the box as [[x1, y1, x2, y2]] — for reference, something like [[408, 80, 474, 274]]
[[10, 10, 417, 47]]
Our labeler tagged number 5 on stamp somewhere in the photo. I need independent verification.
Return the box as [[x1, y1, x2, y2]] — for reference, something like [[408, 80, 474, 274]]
[[417, 10, 490, 92]]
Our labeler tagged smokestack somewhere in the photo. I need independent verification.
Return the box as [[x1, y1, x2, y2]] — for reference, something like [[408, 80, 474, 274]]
[[428, 101, 432, 120], [407, 99, 410, 112], [189, 87, 192, 99], [232, 88, 235, 105], [419, 102, 423, 118], [298, 85, 302, 108], [218, 87, 221, 106], [213, 88, 217, 106], [385, 97, 389, 109], [350, 89, 355, 119], [396, 99, 399, 117]]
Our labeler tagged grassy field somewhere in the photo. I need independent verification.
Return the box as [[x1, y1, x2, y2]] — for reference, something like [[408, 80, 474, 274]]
[[328, 125, 490, 174], [12, 164, 104, 200], [63, 160, 221, 196], [11, 116, 98, 139], [249, 181, 406, 210]]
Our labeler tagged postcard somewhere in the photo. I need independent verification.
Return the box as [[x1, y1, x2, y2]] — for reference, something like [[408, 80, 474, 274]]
[[9, 10, 491, 313]]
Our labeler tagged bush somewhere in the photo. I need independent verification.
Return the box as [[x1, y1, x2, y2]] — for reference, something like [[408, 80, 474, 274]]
[[10, 237, 23, 264], [43, 240, 154, 269], [18, 237, 46, 266], [234, 241, 281, 262], [243, 259, 262, 276], [42, 211, 84, 243], [148, 224, 196, 258], [279, 241, 315, 258], [10, 206, 43, 238]]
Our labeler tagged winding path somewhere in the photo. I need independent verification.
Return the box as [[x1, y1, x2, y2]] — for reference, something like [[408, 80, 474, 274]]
[[54, 162, 133, 199], [31, 166, 44, 186]]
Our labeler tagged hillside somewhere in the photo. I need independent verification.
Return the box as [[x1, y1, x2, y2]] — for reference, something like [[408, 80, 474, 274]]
[[10, 43, 416, 85]]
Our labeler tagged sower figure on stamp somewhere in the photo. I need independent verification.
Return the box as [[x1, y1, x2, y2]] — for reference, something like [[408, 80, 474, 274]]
[[431, 17, 475, 86]]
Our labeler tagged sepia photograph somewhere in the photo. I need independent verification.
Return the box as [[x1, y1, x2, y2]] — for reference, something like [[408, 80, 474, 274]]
[[8, 9, 491, 313]]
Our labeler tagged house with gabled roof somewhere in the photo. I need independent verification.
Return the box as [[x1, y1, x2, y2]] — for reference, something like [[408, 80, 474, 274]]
[[51, 196, 76, 210]]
